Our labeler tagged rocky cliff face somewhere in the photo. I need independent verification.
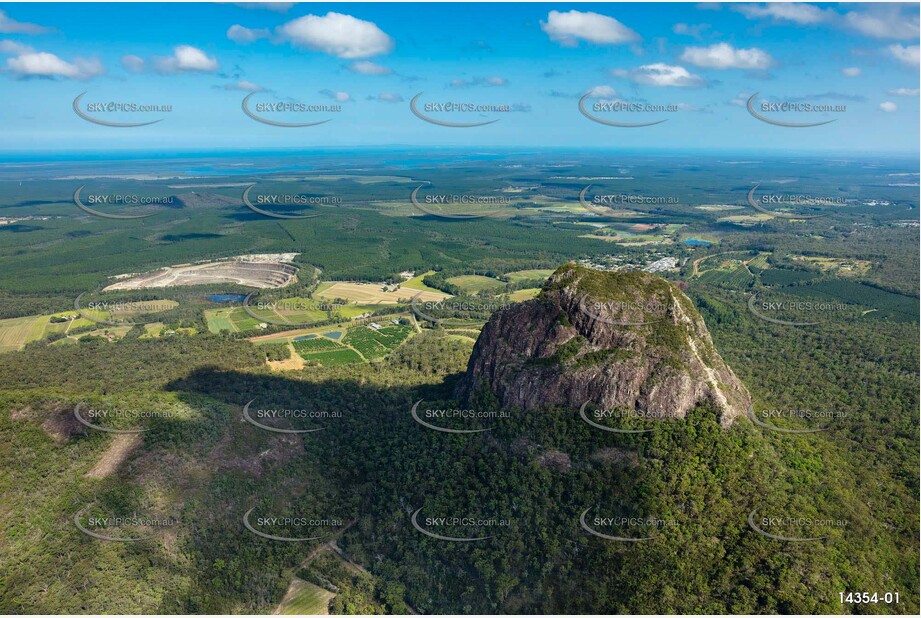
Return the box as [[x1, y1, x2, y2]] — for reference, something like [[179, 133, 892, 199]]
[[456, 264, 751, 427]]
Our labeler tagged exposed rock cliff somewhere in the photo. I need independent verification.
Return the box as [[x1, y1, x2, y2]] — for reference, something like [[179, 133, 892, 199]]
[[456, 264, 751, 427]]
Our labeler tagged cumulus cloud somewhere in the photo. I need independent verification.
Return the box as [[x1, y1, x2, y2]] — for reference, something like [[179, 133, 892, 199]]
[[0, 9, 50, 34], [232, 2, 293, 12], [584, 84, 619, 98], [842, 66, 861, 77], [318, 89, 352, 102], [844, 8, 920, 40], [680, 42, 773, 69], [277, 12, 393, 59], [888, 44, 920, 67], [222, 80, 262, 92], [369, 92, 403, 103], [728, 92, 753, 107], [879, 101, 897, 112], [6, 51, 103, 80], [736, 3, 919, 40], [672, 23, 710, 40], [153, 45, 219, 74], [348, 60, 392, 75], [227, 24, 269, 44], [612, 63, 705, 87], [734, 3, 832, 25], [449, 76, 507, 88], [887, 87, 920, 96], [541, 10, 639, 47], [0, 39, 33, 55], [121, 54, 145, 73]]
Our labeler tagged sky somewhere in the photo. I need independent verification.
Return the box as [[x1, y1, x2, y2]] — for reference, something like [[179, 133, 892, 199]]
[[0, 2, 918, 154]]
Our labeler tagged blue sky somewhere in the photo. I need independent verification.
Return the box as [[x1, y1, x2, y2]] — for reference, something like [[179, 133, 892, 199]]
[[0, 2, 918, 154]]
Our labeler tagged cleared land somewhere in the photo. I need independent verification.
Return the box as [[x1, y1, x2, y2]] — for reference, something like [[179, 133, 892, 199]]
[[446, 275, 505, 294], [274, 577, 334, 615], [504, 269, 553, 283], [105, 258, 298, 290], [315, 281, 447, 305]]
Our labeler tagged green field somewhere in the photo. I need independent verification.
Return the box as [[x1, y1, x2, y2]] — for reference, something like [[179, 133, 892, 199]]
[[342, 325, 413, 359], [400, 271, 443, 293], [504, 269, 554, 284], [509, 288, 541, 302], [445, 275, 505, 293], [292, 337, 343, 353], [296, 347, 364, 365], [276, 578, 334, 615]]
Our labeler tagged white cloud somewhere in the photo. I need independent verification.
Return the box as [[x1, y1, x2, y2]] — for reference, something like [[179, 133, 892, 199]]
[[449, 76, 508, 88], [879, 101, 897, 112], [233, 2, 293, 12], [734, 3, 831, 25], [372, 92, 403, 103], [121, 54, 145, 73], [319, 89, 352, 102], [153, 45, 219, 74], [541, 10, 639, 47], [0, 39, 33, 55], [680, 42, 773, 69], [0, 9, 50, 34], [223, 80, 262, 92], [613, 63, 705, 88], [227, 24, 269, 44], [585, 85, 618, 98], [672, 23, 710, 39], [842, 67, 861, 77], [277, 12, 393, 59], [888, 44, 920, 67], [736, 4, 919, 40], [729, 92, 752, 107], [6, 51, 103, 80], [887, 87, 920, 96], [844, 9, 920, 40], [348, 60, 391, 75]]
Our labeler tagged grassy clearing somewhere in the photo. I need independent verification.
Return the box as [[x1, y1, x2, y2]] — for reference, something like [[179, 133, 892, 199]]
[[446, 275, 505, 293], [504, 269, 553, 283], [509, 288, 541, 302], [275, 577, 334, 615], [343, 325, 413, 359]]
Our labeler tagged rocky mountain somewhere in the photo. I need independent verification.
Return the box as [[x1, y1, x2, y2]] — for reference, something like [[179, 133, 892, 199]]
[[456, 263, 751, 427]]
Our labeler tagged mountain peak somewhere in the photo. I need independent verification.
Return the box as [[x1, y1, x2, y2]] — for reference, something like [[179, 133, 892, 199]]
[[457, 263, 751, 427]]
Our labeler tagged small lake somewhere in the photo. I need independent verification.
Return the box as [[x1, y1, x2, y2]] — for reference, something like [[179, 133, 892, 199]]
[[208, 294, 248, 303], [294, 334, 317, 341], [683, 238, 712, 246], [323, 331, 343, 340]]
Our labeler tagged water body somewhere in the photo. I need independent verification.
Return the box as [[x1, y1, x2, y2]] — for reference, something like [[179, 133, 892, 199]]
[[208, 294, 248, 303]]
